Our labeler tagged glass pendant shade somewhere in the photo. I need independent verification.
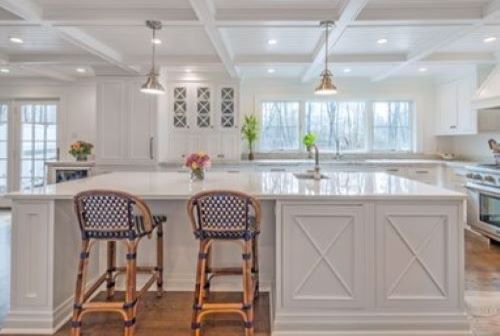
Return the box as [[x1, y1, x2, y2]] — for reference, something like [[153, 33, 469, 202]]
[[140, 70, 165, 95], [315, 70, 337, 95]]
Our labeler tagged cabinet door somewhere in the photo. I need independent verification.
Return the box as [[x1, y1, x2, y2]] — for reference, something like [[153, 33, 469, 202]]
[[219, 86, 238, 130], [97, 81, 125, 162], [439, 82, 458, 134], [172, 86, 190, 130], [194, 86, 213, 130], [456, 77, 477, 134], [127, 83, 157, 163]]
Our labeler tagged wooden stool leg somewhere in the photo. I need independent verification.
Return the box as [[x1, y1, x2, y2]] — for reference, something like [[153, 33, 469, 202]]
[[71, 239, 91, 336], [106, 241, 116, 299], [252, 236, 259, 299], [192, 240, 208, 336], [204, 245, 212, 299], [156, 223, 164, 297], [124, 241, 138, 336], [243, 240, 255, 336]]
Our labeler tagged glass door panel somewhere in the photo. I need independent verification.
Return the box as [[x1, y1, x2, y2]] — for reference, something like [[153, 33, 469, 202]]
[[19, 103, 57, 190], [0, 104, 7, 194]]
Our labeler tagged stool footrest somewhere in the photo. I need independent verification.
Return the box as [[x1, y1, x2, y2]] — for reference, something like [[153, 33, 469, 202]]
[[201, 303, 246, 310]]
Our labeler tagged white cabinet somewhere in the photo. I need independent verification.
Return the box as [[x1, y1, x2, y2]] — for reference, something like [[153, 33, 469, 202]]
[[97, 79, 157, 165], [408, 166, 438, 185], [166, 83, 240, 163], [435, 76, 477, 135]]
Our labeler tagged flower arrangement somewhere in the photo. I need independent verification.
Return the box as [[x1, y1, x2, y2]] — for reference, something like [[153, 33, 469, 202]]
[[185, 152, 211, 181], [303, 132, 317, 158], [69, 140, 93, 161]]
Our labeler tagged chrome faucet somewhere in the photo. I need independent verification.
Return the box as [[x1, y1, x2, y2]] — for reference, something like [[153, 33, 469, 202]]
[[313, 144, 321, 179]]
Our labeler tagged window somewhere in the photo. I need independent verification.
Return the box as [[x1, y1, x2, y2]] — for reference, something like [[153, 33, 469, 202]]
[[20, 103, 58, 190], [372, 101, 412, 151], [261, 101, 300, 151], [305, 101, 366, 152], [259, 99, 413, 153]]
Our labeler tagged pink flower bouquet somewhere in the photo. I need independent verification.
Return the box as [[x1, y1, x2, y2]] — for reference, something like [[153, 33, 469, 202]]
[[185, 152, 211, 180]]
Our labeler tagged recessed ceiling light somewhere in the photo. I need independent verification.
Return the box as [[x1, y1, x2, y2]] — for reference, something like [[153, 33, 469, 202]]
[[267, 68, 276, 74], [152, 38, 162, 45], [419, 67, 428, 73], [377, 38, 388, 44], [343, 68, 352, 73], [9, 37, 23, 44], [0, 68, 10, 74], [76, 68, 86, 73], [484, 36, 497, 43], [268, 39, 278, 45], [185, 68, 192, 73]]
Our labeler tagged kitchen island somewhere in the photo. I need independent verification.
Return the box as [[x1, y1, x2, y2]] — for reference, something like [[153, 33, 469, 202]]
[[2, 171, 470, 335]]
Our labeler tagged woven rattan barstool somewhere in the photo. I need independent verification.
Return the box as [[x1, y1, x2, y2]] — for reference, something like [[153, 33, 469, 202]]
[[187, 190, 261, 336], [71, 190, 167, 336]]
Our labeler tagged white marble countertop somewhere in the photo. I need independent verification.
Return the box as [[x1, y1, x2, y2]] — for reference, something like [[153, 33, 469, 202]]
[[7, 171, 465, 201]]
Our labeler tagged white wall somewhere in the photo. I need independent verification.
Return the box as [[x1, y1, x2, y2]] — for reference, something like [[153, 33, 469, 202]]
[[240, 77, 438, 155], [0, 78, 97, 161]]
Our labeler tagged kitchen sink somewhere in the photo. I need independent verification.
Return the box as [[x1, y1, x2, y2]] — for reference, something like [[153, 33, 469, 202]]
[[293, 172, 329, 180]]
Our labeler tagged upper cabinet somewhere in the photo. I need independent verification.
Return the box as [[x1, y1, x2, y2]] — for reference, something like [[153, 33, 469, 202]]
[[166, 83, 240, 162], [435, 76, 477, 135], [97, 79, 158, 165]]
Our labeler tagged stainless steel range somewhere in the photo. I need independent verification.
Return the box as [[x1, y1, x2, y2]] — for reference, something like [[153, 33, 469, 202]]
[[465, 164, 500, 241]]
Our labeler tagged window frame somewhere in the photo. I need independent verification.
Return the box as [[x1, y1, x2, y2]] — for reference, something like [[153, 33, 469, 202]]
[[256, 97, 415, 154]]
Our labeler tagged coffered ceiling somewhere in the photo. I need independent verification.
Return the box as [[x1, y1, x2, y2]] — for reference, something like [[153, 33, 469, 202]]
[[0, 0, 499, 82]]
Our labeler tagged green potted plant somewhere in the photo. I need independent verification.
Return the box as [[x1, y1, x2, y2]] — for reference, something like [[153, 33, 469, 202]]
[[303, 132, 317, 159], [241, 115, 259, 161]]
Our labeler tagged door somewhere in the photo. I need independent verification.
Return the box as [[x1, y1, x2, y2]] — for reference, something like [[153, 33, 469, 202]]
[[15, 101, 58, 190]]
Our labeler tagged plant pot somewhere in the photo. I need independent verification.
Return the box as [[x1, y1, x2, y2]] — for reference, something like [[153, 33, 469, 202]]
[[190, 168, 205, 181], [306, 146, 313, 159], [248, 152, 255, 161], [76, 154, 88, 161]]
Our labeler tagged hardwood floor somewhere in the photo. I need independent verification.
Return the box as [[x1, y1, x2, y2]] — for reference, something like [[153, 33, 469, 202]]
[[1, 213, 500, 335]]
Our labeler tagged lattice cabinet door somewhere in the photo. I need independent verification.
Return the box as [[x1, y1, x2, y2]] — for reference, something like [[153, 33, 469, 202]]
[[220, 87, 236, 129], [173, 86, 188, 129], [196, 86, 211, 128]]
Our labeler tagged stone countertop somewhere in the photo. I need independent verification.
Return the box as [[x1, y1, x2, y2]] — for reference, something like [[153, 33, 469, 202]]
[[7, 171, 465, 201], [159, 159, 476, 169]]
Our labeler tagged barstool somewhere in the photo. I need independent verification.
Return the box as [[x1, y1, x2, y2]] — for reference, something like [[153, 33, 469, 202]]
[[71, 190, 167, 336], [187, 190, 261, 336]]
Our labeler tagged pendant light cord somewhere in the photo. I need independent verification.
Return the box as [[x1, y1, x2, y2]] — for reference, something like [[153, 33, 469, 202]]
[[152, 28, 156, 74], [324, 23, 329, 74]]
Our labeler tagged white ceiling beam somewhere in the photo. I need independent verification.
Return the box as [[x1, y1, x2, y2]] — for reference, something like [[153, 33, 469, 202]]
[[43, 8, 197, 23], [356, 7, 483, 23], [55, 27, 138, 73], [20, 65, 74, 81], [0, 0, 138, 76], [8, 54, 100, 65], [423, 52, 497, 64], [301, 0, 370, 83], [0, 0, 42, 22], [372, 1, 500, 82], [215, 8, 339, 22], [188, 0, 238, 78]]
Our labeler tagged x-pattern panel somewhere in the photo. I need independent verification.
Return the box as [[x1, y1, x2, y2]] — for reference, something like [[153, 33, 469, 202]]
[[173, 87, 187, 128], [196, 87, 211, 128], [293, 216, 354, 299], [221, 87, 235, 128], [386, 215, 447, 298]]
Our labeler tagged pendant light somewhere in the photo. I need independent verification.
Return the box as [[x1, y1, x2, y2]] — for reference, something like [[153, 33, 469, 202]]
[[315, 21, 337, 95], [141, 20, 165, 95]]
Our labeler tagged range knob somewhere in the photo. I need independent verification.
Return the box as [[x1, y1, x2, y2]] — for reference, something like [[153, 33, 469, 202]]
[[466, 173, 474, 179], [485, 175, 496, 183], [473, 174, 483, 181]]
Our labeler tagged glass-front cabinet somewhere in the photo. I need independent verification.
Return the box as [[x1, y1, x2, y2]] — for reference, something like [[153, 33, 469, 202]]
[[167, 83, 239, 162]]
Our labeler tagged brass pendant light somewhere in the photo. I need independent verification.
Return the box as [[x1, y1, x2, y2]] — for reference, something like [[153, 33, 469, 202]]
[[315, 21, 337, 95], [141, 20, 165, 95]]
